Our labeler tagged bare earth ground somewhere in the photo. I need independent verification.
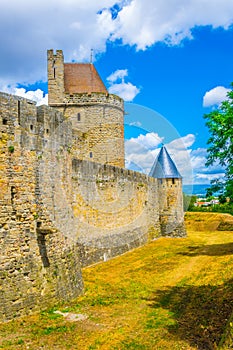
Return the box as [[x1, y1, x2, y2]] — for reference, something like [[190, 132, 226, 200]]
[[0, 212, 233, 349]]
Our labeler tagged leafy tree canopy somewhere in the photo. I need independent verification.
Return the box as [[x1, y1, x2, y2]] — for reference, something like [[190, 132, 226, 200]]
[[204, 83, 233, 200]]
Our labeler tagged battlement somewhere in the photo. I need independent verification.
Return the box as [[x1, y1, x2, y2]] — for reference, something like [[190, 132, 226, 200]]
[[55, 92, 124, 110]]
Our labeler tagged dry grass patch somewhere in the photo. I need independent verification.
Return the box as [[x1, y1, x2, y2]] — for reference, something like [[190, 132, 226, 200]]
[[0, 212, 233, 349]]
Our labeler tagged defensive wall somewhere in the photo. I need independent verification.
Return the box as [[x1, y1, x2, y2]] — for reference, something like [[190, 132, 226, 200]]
[[47, 49, 125, 168], [0, 92, 83, 321], [0, 90, 185, 321]]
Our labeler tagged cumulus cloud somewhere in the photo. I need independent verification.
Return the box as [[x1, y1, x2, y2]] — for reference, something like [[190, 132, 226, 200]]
[[111, 0, 233, 50], [109, 82, 140, 101], [3, 86, 48, 106], [1, 0, 233, 87], [188, 147, 225, 184], [107, 69, 140, 101], [14, 88, 48, 106], [107, 69, 128, 83], [125, 132, 163, 173], [125, 131, 226, 184], [203, 86, 231, 107], [167, 134, 196, 150], [125, 132, 194, 179], [0, 0, 117, 86]]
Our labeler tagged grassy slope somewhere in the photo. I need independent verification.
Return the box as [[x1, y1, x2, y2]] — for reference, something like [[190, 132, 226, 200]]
[[0, 212, 233, 349]]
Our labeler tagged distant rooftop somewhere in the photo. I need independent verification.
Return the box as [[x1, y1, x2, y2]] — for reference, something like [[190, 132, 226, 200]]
[[64, 63, 108, 94], [149, 146, 182, 179]]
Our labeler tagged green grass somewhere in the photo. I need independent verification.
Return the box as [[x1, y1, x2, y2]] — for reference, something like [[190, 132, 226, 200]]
[[0, 212, 233, 349]]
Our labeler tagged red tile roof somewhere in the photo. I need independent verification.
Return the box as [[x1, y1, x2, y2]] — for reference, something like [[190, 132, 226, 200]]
[[64, 63, 108, 94]]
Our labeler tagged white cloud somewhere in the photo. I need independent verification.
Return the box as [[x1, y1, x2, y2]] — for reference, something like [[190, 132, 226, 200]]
[[125, 131, 226, 184], [1, 0, 233, 87], [107, 69, 140, 101], [0, 0, 117, 86], [167, 134, 196, 150], [203, 86, 231, 107], [3, 85, 48, 106], [107, 69, 128, 83], [125, 132, 163, 173], [128, 132, 163, 149], [195, 173, 225, 182], [188, 147, 225, 184], [125, 132, 194, 178], [129, 121, 142, 127], [109, 82, 140, 101], [13, 88, 48, 106], [111, 0, 233, 49]]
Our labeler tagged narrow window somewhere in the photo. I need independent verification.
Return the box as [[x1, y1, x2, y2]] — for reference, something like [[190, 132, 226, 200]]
[[172, 178, 175, 184], [46, 129, 49, 134], [37, 233, 50, 267], [18, 100, 21, 125], [2, 118, 7, 125], [11, 186, 16, 203], [90, 152, 93, 158], [53, 67, 56, 79], [30, 125, 33, 131], [77, 113, 81, 121]]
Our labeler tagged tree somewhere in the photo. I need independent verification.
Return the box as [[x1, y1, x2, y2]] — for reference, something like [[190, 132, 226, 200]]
[[204, 83, 233, 200]]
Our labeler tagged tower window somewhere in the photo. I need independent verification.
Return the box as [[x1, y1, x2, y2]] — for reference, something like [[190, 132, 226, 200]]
[[11, 186, 16, 203], [18, 100, 21, 125], [90, 152, 93, 158], [2, 118, 7, 125], [77, 113, 81, 121], [172, 178, 175, 184], [30, 125, 33, 131]]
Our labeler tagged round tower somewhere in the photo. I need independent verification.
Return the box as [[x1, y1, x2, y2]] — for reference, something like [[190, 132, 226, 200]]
[[149, 146, 186, 237], [47, 50, 125, 168]]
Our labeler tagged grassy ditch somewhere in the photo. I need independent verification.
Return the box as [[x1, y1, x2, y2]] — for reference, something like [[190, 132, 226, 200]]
[[0, 212, 233, 349]]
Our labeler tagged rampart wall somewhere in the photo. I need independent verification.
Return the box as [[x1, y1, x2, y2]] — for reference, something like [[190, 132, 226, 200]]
[[0, 91, 185, 321], [0, 93, 83, 322], [71, 159, 161, 266]]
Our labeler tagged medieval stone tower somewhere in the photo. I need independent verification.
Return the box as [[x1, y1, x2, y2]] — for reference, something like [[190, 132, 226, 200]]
[[47, 49, 124, 167], [149, 146, 184, 235]]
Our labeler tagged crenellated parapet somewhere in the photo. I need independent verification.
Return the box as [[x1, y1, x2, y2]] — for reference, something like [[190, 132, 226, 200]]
[[61, 92, 124, 109]]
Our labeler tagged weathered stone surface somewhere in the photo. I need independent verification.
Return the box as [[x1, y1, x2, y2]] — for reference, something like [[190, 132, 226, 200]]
[[0, 93, 83, 322], [0, 49, 186, 322], [47, 49, 125, 168]]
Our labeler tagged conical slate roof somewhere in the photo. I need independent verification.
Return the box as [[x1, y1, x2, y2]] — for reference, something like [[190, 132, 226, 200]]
[[149, 146, 181, 179]]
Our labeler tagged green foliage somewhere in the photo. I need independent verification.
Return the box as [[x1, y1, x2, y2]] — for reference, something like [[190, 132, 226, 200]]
[[8, 145, 14, 153], [204, 83, 233, 199], [189, 202, 233, 216]]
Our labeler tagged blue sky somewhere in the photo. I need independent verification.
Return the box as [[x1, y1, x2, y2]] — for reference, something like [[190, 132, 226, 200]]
[[1, 0, 233, 184]]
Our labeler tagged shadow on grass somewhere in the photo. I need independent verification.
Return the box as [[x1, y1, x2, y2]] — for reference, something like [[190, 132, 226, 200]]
[[146, 278, 233, 349], [179, 242, 233, 257]]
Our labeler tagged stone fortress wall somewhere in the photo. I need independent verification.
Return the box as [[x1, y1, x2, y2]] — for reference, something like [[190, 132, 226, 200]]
[[0, 50, 185, 321], [0, 93, 83, 321], [48, 50, 125, 168]]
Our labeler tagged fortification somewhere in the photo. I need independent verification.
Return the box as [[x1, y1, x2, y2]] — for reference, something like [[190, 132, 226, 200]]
[[0, 50, 185, 321], [47, 49, 125, 168]]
